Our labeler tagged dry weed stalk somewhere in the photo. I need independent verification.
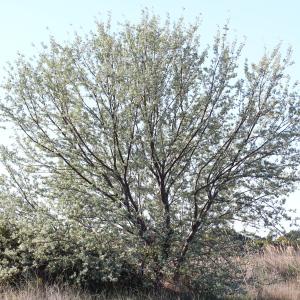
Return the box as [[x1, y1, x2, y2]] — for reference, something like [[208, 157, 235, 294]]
[[244, 244, 300, 299]]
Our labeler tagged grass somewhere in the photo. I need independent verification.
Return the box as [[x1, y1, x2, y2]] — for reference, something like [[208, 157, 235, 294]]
[[0, 282, 194, 300], [0, 283, 92, 300], [243, 244, 300, 299]]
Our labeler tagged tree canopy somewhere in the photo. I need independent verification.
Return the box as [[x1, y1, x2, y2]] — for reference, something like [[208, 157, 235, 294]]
[[0, 12, 299, 294]]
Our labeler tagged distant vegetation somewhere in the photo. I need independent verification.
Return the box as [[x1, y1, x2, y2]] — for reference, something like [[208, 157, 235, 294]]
[[0, 10, 299, 299]]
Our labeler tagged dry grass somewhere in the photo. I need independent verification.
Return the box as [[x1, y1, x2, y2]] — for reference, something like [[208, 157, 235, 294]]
[[0, 283, 95, 300], [0, 282, 183, 300], [244, 244, 300, 300], [257, 281, 300, 300]]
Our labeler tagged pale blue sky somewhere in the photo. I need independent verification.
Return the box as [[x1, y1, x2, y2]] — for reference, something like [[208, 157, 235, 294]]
[[0, 0, 299, 230], [0, 0, 299, 69]]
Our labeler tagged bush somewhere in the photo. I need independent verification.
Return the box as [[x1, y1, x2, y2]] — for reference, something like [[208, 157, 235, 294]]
[[0, 217, 145, 291]]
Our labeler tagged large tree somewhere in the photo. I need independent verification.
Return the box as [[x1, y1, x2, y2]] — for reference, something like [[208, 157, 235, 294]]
[[0, 13, 299, 291]]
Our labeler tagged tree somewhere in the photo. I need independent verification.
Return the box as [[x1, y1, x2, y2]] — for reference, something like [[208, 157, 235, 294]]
[[0, 12, 299, 293]]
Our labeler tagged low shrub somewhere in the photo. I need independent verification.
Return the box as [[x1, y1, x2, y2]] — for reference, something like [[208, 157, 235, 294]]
[[0, 218, 144, 292]]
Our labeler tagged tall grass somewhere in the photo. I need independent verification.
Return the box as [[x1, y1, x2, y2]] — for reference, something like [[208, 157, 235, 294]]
[[244, 245, 300, 300], [0, 283, 93, 300], [0, 282, 194, 300]]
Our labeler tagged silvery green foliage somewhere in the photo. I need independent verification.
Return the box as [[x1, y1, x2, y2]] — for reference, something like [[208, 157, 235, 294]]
[[0, 216, 134, 287], [0, 12, 299, 290]]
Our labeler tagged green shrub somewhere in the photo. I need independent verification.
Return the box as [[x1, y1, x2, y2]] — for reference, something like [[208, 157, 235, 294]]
[[0, 218, 144, 291]]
